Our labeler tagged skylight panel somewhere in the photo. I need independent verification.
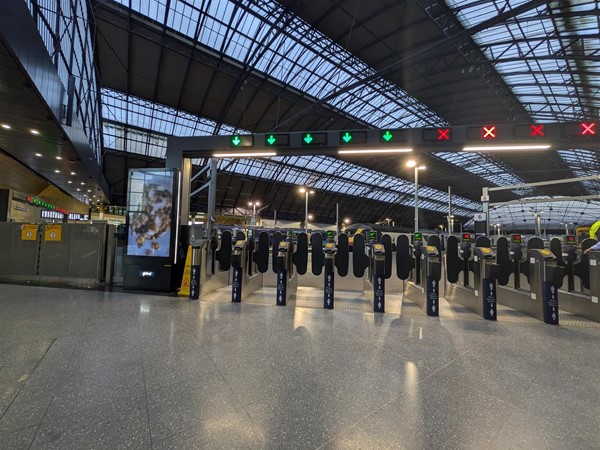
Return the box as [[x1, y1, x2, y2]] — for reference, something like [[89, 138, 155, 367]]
[[488, 199, 600, 231], [446, 0, 599, 121], [434, 152, 532, 193], [112, 0, 445, 128]]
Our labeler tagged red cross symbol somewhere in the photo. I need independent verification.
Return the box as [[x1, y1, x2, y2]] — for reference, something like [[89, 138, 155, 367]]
[[530, 125, 544, 137], [482, 126, 496, 139], [581, 122, 596, 136], [437, 128, 450, 141]]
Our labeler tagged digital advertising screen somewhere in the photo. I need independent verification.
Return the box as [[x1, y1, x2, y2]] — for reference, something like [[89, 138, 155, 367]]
[[126, 169, 175, 258]]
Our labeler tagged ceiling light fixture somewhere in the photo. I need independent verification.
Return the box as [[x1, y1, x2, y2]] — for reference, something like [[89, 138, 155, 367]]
[[1, 124, 11, 129], [80, 182, 85, 185], [76, 188, 81, 191], [30, 129, 39, 135], [35, 153, 42, 157], [68, 181, 72, 184], [338, 148, 413, 155], [463, 145, 551, 151], [56, 156, 62, 160], [54, 169, 60, 173], [213, 151, 277, 158]]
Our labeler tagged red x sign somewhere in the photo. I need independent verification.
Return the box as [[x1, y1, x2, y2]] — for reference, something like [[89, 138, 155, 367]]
[[437, 128, 450, 141], [530, 125, 544, 137], [482, 126, 496, 139], [581, 122, 596, 136]]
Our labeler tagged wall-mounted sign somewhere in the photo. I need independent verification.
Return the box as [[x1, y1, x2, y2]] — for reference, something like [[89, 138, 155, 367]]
[[21, 224, 38, 241], [45, 224, 62, 241], [68, 213, 89, 221], [41, 210, 65, 220]]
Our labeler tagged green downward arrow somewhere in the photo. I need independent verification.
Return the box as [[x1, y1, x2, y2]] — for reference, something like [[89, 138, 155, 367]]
[[304, 134, 313, 144], [231, 136, 241, 146], [383, 130, 393, 142], [342, 132, 352, 143], [267, 135, 276, 145]]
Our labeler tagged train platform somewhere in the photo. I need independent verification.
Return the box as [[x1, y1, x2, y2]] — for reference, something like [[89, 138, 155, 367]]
[[1, 283, 598, 449]]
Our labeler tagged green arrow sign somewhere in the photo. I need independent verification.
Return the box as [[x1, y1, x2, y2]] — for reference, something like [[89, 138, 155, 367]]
[[342, 132, 352, 143], [231, 136, 241, 146], [303, 134, 313, 144], [267, 135, 276, 145], [382, 130, 393, 142]]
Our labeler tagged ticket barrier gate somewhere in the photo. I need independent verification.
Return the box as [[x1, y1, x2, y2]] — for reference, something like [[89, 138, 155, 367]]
[[274, 231, 308, 306], [353, 232, 391, 313], [496, 242, 565, 324], [187, 226, 232, 300], [549, 236, 599, 322], [400, 234, 442, 316], [590, 251, 600, 307], [311, 231, 349, 309], [445, 235, 499, 320], [230, 230, 265, 303]]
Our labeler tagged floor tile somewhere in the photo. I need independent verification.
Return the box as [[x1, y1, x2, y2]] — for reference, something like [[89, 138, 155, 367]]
[[0, 426, 38, 450], [31, 395, 150, 450], [352, 375, 517, 449], [151, 415, 267, 450], [44, 360, 145, 420], [141, 347, 219, 390], [147, 375, 244, 442]]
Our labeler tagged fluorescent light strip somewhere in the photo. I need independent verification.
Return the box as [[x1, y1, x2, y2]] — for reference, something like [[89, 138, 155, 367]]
[[338, 148, 413, 155], [213, 152, 277, 158], [463, 145, 551, 151]]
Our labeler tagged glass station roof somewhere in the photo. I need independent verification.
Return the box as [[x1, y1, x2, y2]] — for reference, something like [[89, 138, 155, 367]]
[[222, 155, 479, 216], [433, 151, 532, 194], [485, 198, 600, 232], [113, 0, 443, 128], [446, 0, 600, 121], [102, 0, 534, 197], [99, 0, 599, 225]]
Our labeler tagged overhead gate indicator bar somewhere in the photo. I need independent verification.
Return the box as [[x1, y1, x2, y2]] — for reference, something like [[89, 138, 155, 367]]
[[167, 122, 598, 160], [165, 121, 598, 226]]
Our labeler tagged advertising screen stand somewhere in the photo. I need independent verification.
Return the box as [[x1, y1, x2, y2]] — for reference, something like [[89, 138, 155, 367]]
[[123, 169, 181, 292]]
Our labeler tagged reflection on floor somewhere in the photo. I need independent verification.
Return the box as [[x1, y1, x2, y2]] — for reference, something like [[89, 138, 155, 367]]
[[0, 283, 599, 449], [203, 285, 600, 328]]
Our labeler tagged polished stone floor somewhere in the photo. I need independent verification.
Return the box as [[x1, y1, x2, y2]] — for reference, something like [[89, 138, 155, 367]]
[[0, 284, 598, 449]]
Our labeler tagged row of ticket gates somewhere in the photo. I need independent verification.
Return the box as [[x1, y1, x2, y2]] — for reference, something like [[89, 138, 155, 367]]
[[184, 225, 599, 325]]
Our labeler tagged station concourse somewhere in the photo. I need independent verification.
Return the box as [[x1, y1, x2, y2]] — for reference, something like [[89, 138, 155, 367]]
[[1, 1, 600, 449]]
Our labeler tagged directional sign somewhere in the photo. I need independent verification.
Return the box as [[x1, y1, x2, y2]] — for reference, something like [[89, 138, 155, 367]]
[[265, 134, 290, 147], [230, 135, 253, 147], [422, 128, 451, 142], [514, 124, 545, 139], [379, 129, 407, 144], [563, 122, 597, 138], [482, 126, 497, 139], [301, 132, 327, 146], [339, 131, 367, 145], [581, 122, 596, 136], [467, 126, 497, 140]]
